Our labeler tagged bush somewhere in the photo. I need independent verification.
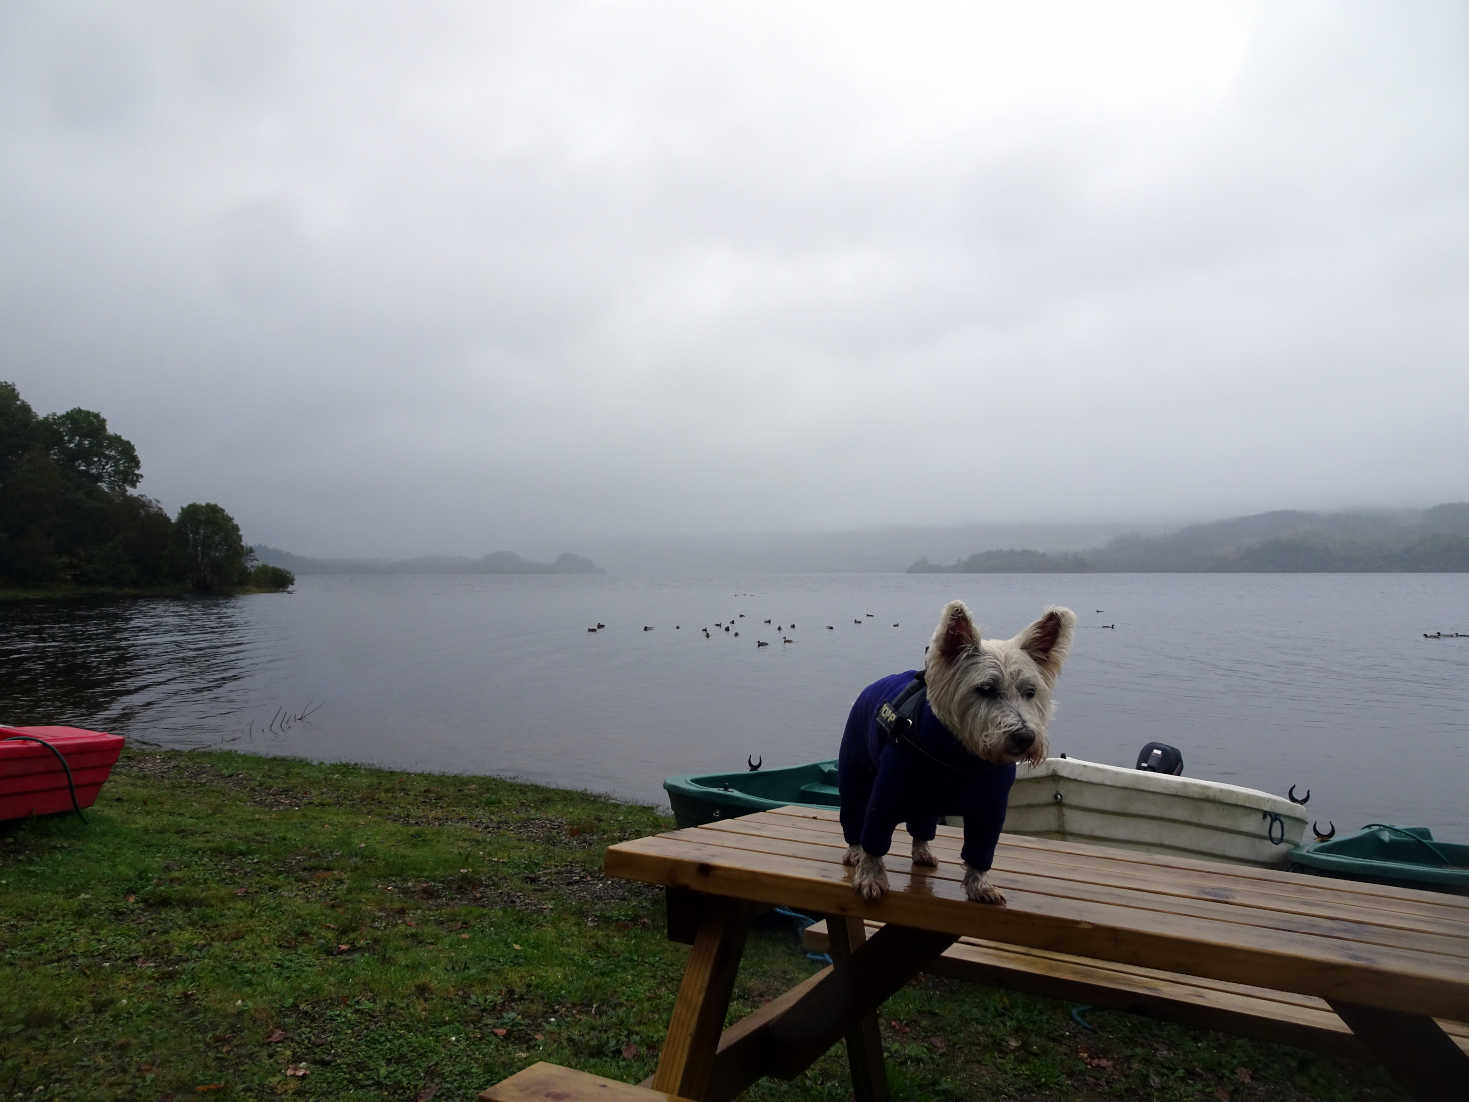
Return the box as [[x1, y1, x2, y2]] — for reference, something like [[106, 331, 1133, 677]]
[[247, 563, 295, 591]]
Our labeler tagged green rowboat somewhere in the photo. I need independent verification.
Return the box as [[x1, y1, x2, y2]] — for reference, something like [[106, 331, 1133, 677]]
[[664, 760, 840, 827], [1290, 824, 1469, 893]]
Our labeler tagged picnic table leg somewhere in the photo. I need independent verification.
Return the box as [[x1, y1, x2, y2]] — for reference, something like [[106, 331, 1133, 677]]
[[652, 896, 752, 1100], [1328, 1001, 1469, 1102], [761, 923, 957, 1080], [828, 916, 889, 1102]]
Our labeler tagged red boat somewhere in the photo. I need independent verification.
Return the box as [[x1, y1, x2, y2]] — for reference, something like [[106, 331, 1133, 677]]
[[0, 726, 126, 821]]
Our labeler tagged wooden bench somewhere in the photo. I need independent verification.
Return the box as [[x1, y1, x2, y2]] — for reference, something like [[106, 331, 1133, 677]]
[[481, 1061, 694, 1101], [803, 918, 1469, 1058]]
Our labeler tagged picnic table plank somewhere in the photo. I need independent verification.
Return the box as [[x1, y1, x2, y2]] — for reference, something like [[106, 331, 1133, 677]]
[[755, 807, 1469, 931], [771, 806, 1469, 913], [652, 821, 1469, 962], [805, 918, 1469, 1056], [605, 831, 1469, 1021]]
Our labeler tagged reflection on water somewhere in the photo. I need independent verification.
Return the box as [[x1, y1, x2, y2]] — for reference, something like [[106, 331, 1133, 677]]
[[0, 596, 265, 748], [2, 572, 1467, 835]]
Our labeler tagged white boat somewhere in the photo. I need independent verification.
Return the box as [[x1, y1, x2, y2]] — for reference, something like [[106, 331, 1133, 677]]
[[990, 756, 1309, 866]]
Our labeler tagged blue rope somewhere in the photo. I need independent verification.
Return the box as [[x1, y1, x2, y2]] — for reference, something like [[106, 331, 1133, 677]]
[[770, 907, 832, 964]]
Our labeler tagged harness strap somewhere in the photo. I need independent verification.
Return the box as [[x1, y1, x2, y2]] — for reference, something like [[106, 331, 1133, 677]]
[[877, 673, 973, 771], [875, 673, 926, 743]]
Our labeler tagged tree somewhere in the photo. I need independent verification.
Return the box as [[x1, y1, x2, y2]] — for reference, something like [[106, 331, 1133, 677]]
[[41, 407, 141, 494], [0, 381, 39, 479], [174, 502, 247, 592]]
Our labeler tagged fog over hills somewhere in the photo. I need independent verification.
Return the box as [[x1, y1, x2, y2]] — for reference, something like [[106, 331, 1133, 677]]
[[914, 503, 1469, 573], [254, 504, 1469, 576]]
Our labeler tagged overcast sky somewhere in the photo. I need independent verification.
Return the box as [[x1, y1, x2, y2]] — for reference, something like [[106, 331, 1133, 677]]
[[2, 1, 1465, 559]]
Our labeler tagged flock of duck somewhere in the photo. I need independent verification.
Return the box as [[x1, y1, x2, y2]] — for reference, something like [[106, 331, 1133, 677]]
[[1423, 631, 1468, 639], [585, 610, 901, 647], [584, 608, 1125, 646]]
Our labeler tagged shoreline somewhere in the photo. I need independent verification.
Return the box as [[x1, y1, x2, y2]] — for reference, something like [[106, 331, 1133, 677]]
[[0, 584, 293, 601]]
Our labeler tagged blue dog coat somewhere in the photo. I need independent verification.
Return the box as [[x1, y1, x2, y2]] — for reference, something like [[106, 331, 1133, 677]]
[[838, 670, 1016, 872]]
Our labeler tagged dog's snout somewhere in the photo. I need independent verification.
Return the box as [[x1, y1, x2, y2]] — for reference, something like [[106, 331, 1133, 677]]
[[1010, 728, 1035, 751]]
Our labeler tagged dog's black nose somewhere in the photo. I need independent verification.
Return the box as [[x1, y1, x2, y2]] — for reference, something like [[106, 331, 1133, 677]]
[[1010, 729, 1035, 751]]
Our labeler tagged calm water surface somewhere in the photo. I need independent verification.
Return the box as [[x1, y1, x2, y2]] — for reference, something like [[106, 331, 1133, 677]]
[[2, 573, 1466, 835]]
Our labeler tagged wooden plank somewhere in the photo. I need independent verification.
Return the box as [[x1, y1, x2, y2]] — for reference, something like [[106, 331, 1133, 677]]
[[698, 965, 833, 1101], [757, 923, 956, 1080], [643, 824, 1469, 963], [703, 813, 1469, 940], [1330, 1001, 1469, 1102], [805, 920, 1469, 1058], [650, 897, 751, 1099], [768, 805, 1469, 918], [700, 818, 1469, 956], [641, 965, 838, 1102], [829, 915, 889, 1102], [745, 809, 1469, 932], [481, 1061, 694, 1101], [604, 833, 1469, 1020]]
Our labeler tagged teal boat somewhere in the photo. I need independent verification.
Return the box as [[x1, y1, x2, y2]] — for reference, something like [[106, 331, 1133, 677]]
[[664, 760, 840, 827], [1290, 824, 1469, 894]]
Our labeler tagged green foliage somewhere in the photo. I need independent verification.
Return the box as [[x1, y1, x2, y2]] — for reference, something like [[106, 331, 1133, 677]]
[[174, 502, 248, 592], [40, 406, 141, 494], [0, 381, 277, 595], [248, 562, 296, 590]]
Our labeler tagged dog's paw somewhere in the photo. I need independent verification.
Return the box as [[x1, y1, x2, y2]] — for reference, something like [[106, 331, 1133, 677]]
[[964, 867, 1006, 905], [911, 840, 938, 867], [855, 854, 889, 902], [843, 843, 863, 868]]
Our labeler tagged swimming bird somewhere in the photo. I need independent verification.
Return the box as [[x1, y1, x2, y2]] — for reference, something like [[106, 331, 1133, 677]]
[[757, 640, 769, 647]]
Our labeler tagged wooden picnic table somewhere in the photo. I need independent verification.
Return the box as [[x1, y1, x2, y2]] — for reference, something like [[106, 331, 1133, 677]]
[[604, 805, 1469, 1102]]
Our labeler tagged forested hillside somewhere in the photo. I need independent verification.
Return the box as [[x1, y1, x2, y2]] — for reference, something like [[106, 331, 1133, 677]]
[[0, 381, 292, 593]]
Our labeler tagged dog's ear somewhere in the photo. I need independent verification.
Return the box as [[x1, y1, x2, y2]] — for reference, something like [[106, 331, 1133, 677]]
[[931, 600, 980, 666], [1017, 606, 1076, 684]]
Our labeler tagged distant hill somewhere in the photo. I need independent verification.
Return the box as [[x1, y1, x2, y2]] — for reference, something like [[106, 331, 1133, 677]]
[[253, 546, 601, 575], [910, 549, 1091, 573], [910, 504, 1469, 572]]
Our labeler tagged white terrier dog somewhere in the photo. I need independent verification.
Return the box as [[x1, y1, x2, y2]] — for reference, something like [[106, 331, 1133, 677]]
[[837, 601, 1076, 904]]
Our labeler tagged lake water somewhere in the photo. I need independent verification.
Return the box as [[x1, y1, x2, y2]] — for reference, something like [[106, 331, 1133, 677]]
[[2, 573, 1466, 836]]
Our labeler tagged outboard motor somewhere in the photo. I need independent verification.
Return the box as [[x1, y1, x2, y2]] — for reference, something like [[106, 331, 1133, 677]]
[[1135, 742, 1184, 775]]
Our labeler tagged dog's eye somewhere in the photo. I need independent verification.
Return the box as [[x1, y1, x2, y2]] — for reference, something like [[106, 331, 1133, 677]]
[[1021, 685, 1037, 700], [975, 683, 997, 697]]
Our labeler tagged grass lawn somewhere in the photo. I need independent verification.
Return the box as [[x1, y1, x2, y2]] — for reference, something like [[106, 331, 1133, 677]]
[[1, 750, 1407, 1101]]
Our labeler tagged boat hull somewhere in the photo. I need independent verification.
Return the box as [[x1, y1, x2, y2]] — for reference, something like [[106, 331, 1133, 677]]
[[1290, 825, 1469, 893], [0, 726, 126, 820], [996, 757, 1309, 866], [666, 755, 1308, 867], [665, 760, 840, 827]]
